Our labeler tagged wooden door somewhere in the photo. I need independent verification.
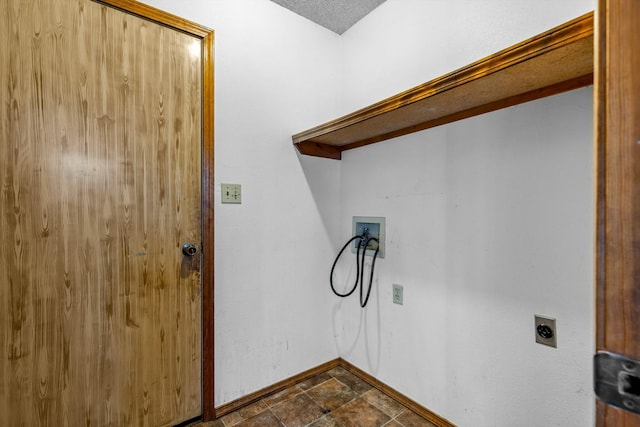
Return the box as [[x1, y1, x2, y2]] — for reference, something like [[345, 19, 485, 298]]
[[596, 0, 640, 425], [0, 0, 213, 425]]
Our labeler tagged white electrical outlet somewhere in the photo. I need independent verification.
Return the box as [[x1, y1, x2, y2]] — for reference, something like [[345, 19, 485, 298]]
[[221, 183, 241, 204], [393, 284, 403, 305]]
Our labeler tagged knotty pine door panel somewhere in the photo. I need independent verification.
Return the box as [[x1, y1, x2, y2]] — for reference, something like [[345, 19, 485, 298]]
[[0, 0, 203, 425]]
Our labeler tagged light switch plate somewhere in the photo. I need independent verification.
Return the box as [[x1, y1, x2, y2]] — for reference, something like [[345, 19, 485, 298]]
[[221, 183, 241, 204]]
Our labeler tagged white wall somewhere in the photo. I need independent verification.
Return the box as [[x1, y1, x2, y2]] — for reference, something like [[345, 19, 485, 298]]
[[138, 1, 595, 424], [339, 0, 595, 112], [334, 1, 595, 426], [139, 0, 343, 406]]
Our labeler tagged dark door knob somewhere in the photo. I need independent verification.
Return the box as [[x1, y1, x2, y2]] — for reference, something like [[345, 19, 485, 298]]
[[182, 243, 198, 257]]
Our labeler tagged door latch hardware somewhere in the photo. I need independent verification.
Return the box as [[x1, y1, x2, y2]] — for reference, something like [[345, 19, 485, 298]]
[[594, 351, 640, 415], [182, 243, 198, 257]]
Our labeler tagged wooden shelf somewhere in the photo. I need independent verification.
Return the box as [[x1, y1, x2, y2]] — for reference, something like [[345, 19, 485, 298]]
[[293, 12, 594, 160]]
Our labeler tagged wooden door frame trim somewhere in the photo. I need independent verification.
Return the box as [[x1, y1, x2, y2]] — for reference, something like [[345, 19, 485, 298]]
[[596, 0, 640, 424], [93, 0, 216, 420]]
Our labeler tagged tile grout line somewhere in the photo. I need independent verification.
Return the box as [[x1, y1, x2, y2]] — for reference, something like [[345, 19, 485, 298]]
[[218, 369, 419, 427], [360, 389, 411, 422], [294, 371, 366, 427], [299, 377, 352, 426], [265, 382, 327, 427], [267, 406, 285, 427], [389, 408, 410, 425], [305, 370, 398, 427]]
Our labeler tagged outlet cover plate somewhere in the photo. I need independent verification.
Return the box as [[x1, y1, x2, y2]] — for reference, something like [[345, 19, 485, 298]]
[[393, 284, 403, 305], [534, 315, 557, 348], [221, 183, 241, 204]]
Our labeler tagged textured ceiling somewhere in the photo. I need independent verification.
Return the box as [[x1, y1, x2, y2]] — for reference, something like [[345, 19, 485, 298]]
[[269, 0, 387, 35]]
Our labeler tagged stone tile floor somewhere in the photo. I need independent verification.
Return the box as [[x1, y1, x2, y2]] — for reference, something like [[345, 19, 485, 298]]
[[191, 367, 437, 427]]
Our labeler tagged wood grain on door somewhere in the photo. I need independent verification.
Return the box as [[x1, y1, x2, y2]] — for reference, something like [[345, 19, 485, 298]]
[[0, 0, 203, 425]]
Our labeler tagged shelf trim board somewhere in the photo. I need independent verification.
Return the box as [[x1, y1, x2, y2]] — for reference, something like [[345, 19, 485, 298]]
[[340, 73, 594, 152], [293, 11, 594, 160], [295, 141, 342, 160]]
